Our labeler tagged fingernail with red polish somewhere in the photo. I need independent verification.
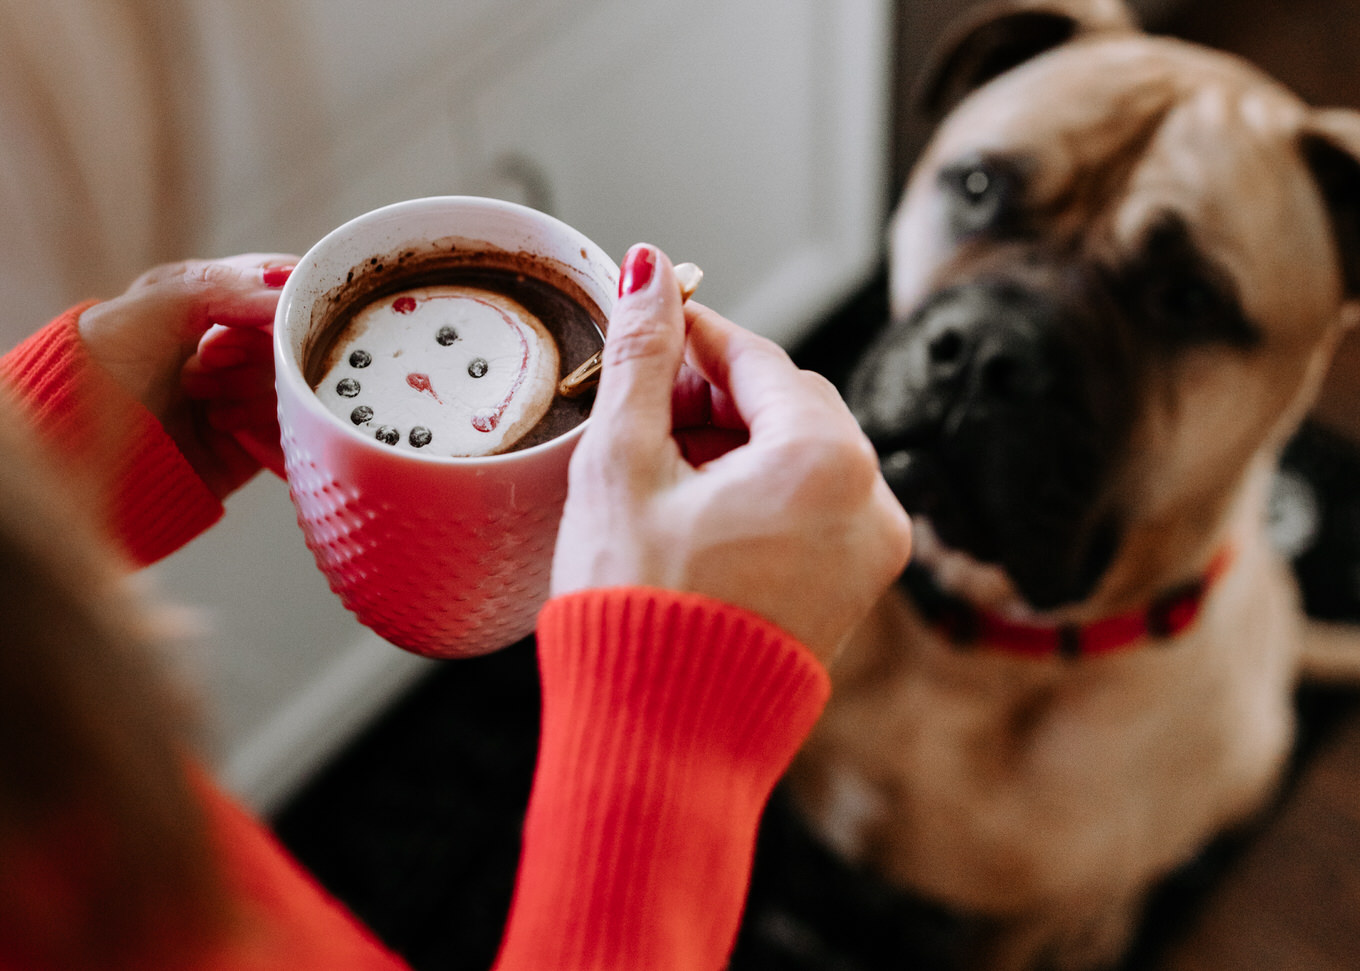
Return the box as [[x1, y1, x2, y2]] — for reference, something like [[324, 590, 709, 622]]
[[618, 245, 655, 297], [263, 265, 295, 288]]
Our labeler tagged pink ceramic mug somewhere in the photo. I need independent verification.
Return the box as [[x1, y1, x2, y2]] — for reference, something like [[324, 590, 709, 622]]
[[274, 196, 617, 658]]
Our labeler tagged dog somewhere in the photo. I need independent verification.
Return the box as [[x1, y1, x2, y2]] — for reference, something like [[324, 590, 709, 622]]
[[786, 1, 1360, 968]]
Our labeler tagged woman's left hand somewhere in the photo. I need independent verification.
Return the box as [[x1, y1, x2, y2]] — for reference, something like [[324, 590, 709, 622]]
[[77, 253, 297, 498]]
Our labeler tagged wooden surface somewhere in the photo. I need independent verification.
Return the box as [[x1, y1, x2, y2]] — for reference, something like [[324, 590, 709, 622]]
[[1159, 704, 1360, 970]]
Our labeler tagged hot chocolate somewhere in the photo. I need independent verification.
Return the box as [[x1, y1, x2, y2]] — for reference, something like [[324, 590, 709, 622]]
[[307, 258, 603, 456]]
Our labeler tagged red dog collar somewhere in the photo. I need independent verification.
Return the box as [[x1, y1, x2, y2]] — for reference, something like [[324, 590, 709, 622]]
[[927, 549, 1234, 661]]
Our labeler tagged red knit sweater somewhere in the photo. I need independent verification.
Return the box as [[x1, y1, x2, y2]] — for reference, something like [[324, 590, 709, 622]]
[[0, 308, 830, 970]]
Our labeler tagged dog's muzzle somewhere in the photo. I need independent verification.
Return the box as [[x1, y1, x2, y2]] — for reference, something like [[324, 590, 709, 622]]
[[849, 281, 1122, 610]]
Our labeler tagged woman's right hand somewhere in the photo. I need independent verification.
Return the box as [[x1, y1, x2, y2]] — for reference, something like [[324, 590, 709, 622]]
[[550, 244, 912, 665]]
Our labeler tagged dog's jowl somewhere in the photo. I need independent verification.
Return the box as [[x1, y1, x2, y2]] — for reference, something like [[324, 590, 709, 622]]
[[788, 1, 1360, 968]]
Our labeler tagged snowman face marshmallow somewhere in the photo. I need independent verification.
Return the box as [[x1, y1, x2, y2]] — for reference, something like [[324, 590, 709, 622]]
[[314, 285, 561, 457]]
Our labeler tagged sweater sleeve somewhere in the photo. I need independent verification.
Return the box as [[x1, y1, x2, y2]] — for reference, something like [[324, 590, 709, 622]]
[[0, 770, 419, 971], [175, 772, 414, 971], [494, 587, 831, 971], [0, 306, 224, 565]]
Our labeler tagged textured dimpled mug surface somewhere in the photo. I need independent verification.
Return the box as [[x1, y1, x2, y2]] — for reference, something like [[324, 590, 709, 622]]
[[274, 197, 617, 658]]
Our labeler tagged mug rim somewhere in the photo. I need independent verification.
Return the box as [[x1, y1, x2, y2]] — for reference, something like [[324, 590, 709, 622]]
[[274, 195, 617, 466]]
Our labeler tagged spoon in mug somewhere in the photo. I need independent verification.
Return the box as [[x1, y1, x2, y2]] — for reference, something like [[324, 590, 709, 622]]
[[558, 261, 704, 398]]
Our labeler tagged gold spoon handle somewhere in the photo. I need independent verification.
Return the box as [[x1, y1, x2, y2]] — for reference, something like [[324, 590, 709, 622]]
[[558, 261, 704, 398]]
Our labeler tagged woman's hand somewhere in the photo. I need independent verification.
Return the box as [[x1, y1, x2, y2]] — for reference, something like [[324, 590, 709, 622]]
[[551, 244, 912, 664], [77, 254, 297, 499]]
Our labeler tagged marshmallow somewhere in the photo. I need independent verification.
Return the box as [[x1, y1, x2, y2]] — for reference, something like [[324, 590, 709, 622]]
[[314, 285, 560, 456]]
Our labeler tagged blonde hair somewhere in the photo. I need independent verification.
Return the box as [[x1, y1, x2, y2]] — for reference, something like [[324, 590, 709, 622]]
[[0, 391, 225, 967]]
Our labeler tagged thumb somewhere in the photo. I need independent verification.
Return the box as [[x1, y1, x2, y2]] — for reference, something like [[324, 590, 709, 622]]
[[589, 244, 686, 452]]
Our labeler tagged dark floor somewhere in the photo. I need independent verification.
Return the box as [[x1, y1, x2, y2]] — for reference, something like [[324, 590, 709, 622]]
[[272, 272, 1360, 970]]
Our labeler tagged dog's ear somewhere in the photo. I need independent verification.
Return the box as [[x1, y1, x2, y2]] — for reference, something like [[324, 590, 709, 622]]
[[916, 0, 1139, 119], [1302, 109, 1360, 309]]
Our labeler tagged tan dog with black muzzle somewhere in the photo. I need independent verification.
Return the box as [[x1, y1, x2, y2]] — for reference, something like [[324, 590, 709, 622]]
[[787, 1, 1360, 968]]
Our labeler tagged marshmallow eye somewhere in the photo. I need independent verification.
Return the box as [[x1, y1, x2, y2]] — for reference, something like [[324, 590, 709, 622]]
[[313, 285, 560, 456]]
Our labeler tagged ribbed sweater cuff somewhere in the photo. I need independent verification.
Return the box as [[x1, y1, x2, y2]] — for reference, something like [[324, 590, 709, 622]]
[[495, 587, 830, 971], [0, 306, 223, 565]]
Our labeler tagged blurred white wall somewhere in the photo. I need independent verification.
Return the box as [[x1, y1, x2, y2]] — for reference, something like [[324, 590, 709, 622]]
[[0, 0, 893, 812], [0, 3, 177, 336]]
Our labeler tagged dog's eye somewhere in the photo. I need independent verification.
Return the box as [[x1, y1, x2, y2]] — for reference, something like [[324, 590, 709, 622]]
[[1151, 276, 1217, 321], [1140, 269, 1263, 350], [961, 169, 993, 201], [1148, 275, 1258, 347], [1131, 216, 1256, 348], [1131, 215, 1262, 349], [940, 156, 1022, 236]]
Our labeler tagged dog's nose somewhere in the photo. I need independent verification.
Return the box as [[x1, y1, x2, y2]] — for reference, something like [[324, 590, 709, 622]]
[[922, 288, 1055, 404], [848, 283, 1068, 444]]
